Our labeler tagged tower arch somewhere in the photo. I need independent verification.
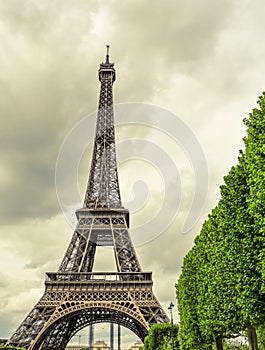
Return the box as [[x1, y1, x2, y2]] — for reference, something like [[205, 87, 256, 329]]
[[30, 304, 148, 350]]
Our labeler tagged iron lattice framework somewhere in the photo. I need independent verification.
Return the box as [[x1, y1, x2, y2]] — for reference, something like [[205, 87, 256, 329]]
[[8, 48, 169, 350]]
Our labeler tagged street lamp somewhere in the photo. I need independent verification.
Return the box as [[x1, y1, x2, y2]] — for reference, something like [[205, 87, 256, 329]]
[[168, 302, 174, 350]]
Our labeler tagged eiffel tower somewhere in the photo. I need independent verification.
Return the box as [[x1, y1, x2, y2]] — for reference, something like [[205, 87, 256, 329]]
[[7, 47, 169, 350]]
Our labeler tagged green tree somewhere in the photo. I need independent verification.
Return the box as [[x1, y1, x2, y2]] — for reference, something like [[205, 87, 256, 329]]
[[241, 92, 265, 347], [141, 324, 179, 350], [204, 93, 265, 348], [177, 92, 265, 350], [257, 324, 265, 350], [243, 92, 265, 288], [196, 160, 263, 349], [177, 243, 209, 349]]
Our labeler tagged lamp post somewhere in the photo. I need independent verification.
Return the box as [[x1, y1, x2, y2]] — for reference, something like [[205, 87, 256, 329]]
[[168, 302, 174, 350]]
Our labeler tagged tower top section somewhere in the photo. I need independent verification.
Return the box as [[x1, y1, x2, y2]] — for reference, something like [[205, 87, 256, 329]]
[[98, 45, 116, 82], [84, 46, 122, 209]]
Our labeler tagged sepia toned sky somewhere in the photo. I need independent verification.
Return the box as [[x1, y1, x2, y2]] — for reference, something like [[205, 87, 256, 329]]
[[1, 0, 265, 347]]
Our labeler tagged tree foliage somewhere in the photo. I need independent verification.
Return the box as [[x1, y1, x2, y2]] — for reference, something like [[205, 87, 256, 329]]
[[257, 324, 265, 350], [141, 324, 179, 350], [177, 244, 208, 349], [176, 92, 265, 349]]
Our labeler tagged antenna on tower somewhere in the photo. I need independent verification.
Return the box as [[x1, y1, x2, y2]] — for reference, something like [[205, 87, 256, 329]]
[[106, 44, 110, 63]]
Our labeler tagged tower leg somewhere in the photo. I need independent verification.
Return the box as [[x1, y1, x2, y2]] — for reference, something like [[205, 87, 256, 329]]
[[118, 324, 121, 350], [110, 323, 114, 350], [89, 324, 94, 349]]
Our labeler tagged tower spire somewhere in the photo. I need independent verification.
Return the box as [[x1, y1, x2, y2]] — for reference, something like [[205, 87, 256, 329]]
[[106, 44, 110, 63]]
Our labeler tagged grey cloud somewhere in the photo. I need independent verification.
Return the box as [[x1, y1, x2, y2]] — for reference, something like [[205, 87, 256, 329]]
[[0, 272, 9, 290], [0, 1, 96, 42], [113, 0, 234, 58], [0, 3, 100, 222], [110, 0, 236, 99]]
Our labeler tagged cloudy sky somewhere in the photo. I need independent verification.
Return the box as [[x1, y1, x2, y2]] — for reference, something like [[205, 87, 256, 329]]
[[1, 0, 265, 348]]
